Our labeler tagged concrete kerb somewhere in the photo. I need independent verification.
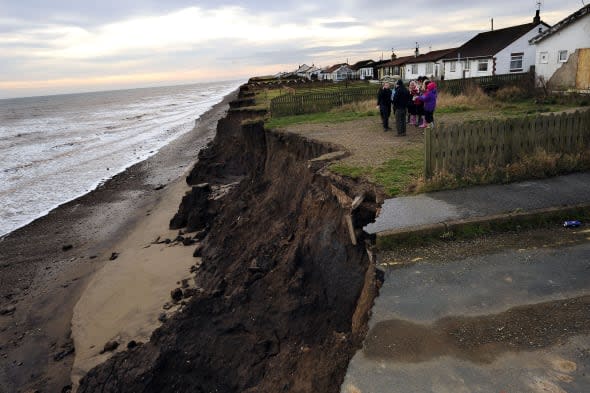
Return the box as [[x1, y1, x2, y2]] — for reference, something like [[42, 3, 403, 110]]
[[375, 203, 590, 250]]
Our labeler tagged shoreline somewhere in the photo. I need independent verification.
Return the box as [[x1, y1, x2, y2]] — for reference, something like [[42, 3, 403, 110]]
[[0, 90, 238, 393], [77, 87, 380, 393]]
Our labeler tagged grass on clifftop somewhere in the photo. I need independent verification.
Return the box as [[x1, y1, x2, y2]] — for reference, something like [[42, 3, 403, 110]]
[[266, 100, 378, 128], [331, 146, 423, 197]]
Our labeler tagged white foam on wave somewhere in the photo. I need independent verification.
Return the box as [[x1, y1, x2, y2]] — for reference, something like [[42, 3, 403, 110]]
[[0, 80, 242, 237]]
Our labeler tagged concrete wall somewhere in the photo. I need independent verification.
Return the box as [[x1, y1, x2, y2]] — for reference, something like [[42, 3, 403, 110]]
[[547, 49, 579, 89], [534, 14, 590, 82]]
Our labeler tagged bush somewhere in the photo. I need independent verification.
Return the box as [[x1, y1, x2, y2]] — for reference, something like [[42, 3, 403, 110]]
[[494, 86, 530, 102]]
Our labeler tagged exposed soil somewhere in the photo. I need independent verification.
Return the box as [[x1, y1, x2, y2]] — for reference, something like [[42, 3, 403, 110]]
[[78, 87, 382, 392]]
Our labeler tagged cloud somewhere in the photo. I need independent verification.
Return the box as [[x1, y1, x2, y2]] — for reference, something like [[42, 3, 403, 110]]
[[0, 0, 585, 97]]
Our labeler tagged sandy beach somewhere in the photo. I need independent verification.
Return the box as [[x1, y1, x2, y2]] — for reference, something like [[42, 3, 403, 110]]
[[0, 90, 237, 393]]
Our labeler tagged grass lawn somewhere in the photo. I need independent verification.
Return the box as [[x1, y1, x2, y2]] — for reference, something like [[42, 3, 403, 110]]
[[257, 83, 589, 197]]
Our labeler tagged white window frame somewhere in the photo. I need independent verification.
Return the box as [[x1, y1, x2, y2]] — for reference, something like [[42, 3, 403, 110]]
[[510, 53, 523, 72], [450, 61, 456, 72], [463, 60, 470, 71], [411, 64, 418, 74], [539, 51, 548, 64], [425, 63, 433, 74], [558, 50, 568, 63], [478, 59, 488, 72]]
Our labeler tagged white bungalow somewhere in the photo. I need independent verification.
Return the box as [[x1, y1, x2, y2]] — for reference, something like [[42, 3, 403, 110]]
[[529, 4, 590, 90], [323, 64, 354, 81], [404, 48, 457, 80], [441, 11, 550, 80]]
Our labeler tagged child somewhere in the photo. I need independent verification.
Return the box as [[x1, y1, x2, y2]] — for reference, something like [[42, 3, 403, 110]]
[[407, 80, 420, 126], [415, 82, 437, 128]]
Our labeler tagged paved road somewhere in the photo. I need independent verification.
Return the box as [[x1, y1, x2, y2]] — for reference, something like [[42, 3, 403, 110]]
[[342, 239, 590, 393], [365, 172, 590, 234]]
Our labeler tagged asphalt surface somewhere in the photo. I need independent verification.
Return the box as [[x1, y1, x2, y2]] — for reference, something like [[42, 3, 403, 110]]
[[342, 239, 590, 393], [365, 172, 590, 234]]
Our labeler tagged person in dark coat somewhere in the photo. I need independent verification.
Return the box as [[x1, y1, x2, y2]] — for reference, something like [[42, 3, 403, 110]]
[[392, 79, 410, 136], [376, 82, 392, 131]]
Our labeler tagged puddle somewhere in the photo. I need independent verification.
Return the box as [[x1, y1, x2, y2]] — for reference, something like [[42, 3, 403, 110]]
[[365, 295, 590, 364]]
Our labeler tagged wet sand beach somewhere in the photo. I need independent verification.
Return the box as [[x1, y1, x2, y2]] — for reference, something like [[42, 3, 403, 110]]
[[0, 90, 237, 393]]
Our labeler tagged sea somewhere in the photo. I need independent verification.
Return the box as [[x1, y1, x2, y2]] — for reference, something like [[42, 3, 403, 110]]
[[0, 80, 243, 238]]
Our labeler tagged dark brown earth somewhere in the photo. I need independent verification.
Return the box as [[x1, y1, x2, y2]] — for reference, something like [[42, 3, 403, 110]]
[[78, 87, 382, 392], [0, 93, 237, 393]]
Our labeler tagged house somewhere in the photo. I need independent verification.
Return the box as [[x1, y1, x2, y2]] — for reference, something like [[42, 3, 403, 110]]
[[294, 64, 322, 80], [404, 47, 458, 80], [323, 63, 354, 81], [350, 60, 377, 80], [529, 4, 590, 90], [376, 55, 412, 80], [441, 10, 550, 80]]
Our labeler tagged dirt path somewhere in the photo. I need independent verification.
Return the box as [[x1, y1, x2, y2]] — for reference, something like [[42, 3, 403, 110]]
[[279, 106, 590, 170]]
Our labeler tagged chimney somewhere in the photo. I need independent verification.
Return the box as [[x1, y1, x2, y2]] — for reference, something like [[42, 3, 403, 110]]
[[391, 50, 397, 61], [533, 9, 541, 24], [414, 42, 420, 58], [491, 18, 494, 31]]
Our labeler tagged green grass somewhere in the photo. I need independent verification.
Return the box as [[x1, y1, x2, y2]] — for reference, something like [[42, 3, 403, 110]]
[[266, 110, 377, 128], [372, 147, 423, 196], [437, 105, 473, 114], [330, 146, 423, 197]]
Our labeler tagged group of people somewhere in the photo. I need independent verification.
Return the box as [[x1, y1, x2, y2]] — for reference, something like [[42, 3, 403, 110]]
[[377, 77, 438, 136]]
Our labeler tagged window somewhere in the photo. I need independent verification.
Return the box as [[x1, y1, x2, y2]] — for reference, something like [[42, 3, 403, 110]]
[[510, 53, 523, 72], [558, 50, 568, 62], [425, 63, 433, 74], [450, 61, 456, 72], [539, 51, 548, 64], [463, 60, 470, 71], [411, 64, 418, 74], [478, 60, 488, 72]]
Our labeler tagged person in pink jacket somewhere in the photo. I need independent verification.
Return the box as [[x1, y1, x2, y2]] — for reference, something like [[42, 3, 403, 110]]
[[414, 82, 437, 128]]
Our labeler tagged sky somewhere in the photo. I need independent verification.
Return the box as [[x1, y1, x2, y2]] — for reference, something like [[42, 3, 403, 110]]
[[0, 0, 586, 98]]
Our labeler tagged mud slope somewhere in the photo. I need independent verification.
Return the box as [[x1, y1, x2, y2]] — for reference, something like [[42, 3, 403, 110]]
[[79, 86, 380, 393]]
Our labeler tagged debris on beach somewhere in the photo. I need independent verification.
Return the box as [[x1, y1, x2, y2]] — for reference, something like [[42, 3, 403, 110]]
[[61, 244, 73, 252], [100, 340, 119, 354], [109, 252, 119, 261]]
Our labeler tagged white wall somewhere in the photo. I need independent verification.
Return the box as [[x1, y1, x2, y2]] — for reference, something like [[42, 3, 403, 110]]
[[442, 23, 548, 80], [534, 14, 590, 81], [495, 24, 548, 75], [443, 58, 492, 80]]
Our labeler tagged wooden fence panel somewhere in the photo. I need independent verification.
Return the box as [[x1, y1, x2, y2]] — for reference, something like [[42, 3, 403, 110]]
[[270, 86, 379, 117], [424, 109, 590, 178]]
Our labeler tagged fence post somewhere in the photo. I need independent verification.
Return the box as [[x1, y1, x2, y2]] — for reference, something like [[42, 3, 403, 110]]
[[424, 126, 433, 179]]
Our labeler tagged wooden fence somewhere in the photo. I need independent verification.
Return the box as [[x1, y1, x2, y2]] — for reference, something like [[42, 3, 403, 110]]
[[270, 85, 378, 117], [424, 109, 590, 178], [437, 71, 534, 95]]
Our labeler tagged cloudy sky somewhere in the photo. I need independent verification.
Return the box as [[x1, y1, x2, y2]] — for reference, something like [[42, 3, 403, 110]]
[[0, 0, 585, 98]]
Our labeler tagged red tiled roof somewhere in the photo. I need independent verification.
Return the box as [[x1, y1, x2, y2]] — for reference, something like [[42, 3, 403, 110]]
[[404, 48, 458, 64], [376, 56, 413, 68], [324, 63, 348, 73]]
